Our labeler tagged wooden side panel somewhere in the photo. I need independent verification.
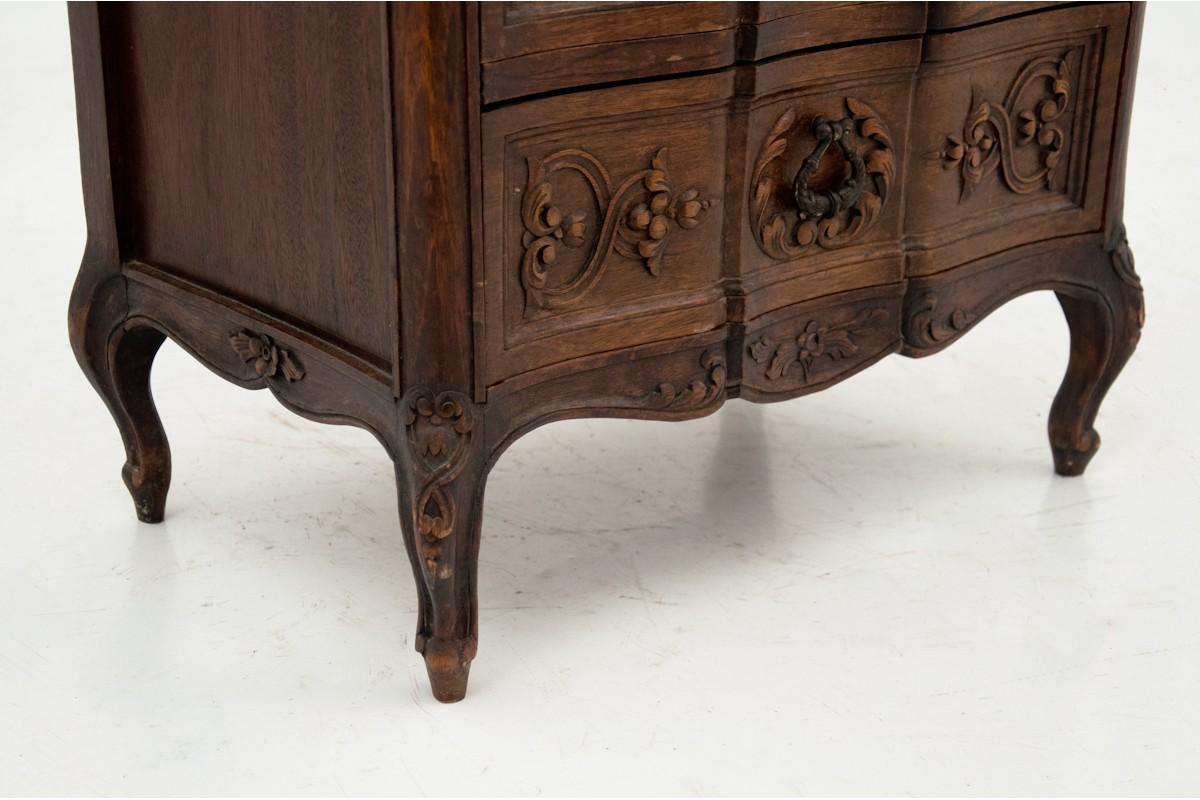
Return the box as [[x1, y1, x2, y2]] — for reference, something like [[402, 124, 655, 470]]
[[99, 3, 397, 369]]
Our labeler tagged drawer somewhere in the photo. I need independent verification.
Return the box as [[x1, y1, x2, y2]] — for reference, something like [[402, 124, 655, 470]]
[[480, 2, 927, 104], [479, 39, 921, 387], [904, 3, 1129, 275], [737, 41, 919, 320], [926, 2, 1068, 29], [480, 71, 732, 385]]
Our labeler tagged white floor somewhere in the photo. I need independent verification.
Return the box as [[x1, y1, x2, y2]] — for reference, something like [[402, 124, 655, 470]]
[[2, 3, 1198, 796]]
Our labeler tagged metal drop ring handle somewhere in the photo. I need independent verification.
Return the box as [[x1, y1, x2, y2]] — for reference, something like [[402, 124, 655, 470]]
[[792, 116, 866, 220]]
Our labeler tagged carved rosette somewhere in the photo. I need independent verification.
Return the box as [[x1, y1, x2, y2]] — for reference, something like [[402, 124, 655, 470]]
[[750, 97, 895, 260], [521, 147, 715, 314], [749, 308, 888, 384], [637, 348, 727, 410], [229, 330, 305, 382], [904, 293, 977, 350], [403, 389, 474, 581], [929, 52, 1075, 201]]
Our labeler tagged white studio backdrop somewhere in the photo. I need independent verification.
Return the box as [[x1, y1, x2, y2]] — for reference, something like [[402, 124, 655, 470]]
[[0, 1, 1197, 795]]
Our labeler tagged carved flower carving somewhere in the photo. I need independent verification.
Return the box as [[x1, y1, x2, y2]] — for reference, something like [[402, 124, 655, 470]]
[[521, 184, 588, 273], [937, 128, 995, 173], [618, 150, 714, 276], [409, 392, 473, 461], [229, 331, 304, 382], [403, 388, 474, 574], [749, 308, 887, 384]]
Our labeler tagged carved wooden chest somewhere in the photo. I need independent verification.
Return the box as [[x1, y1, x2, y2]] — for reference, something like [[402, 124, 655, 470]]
[[69, 2, 1145, 701]]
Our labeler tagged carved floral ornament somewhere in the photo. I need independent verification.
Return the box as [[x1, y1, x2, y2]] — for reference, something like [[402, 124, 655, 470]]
[[403, 389, 474, 581], [229, 330, 305, 382], [929, 52, 1076, 201], [750, 97, 895, 260], [520, 147, 716, 314], [749, 307, 888, 384]]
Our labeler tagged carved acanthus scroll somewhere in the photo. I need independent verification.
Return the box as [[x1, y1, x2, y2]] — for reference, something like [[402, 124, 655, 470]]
[[930, 52, 1076, 201], [403, 389, 474, 581], [637, 348, 727, 410], [904, 292, 978, 349], [521, 147, 715, 314], [750, 97, 895, 260]]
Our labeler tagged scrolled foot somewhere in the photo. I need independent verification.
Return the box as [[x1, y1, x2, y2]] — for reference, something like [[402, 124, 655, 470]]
[[420, 636, 477, 703], [1050, 429, 1100, 477], [123, 458, 170, 523]]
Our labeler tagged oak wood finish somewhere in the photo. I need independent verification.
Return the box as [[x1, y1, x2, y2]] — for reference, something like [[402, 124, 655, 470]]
[[68, 1, 1145, 702]]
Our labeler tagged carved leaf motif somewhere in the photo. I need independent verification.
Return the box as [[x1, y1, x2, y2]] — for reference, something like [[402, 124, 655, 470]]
[[639, 349, 726, 410], [229, 332, 261, 361], [279, 356, 305, 383], [748, 336, 777, 365]]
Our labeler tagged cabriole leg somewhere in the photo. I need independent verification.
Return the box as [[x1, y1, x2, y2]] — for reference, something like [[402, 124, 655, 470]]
[[1048, 238, 1145, 476], [394, 388, 486, 702], [70, 278, 172, 523]]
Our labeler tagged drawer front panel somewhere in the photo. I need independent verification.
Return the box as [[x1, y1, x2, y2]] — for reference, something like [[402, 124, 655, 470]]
[[905, 3, 1129, 275], [739, 41, 920, 320], [925, 2, 1068, 30], [480, 2, 927, 104], [481, 72, 733, 385]]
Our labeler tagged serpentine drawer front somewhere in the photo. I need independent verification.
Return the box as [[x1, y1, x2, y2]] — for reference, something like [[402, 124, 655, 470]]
[[69, 2, 1146, 702]]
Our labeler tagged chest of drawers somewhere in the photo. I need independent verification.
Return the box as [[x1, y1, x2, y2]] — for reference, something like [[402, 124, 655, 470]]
[[68, 1, 1145, 701]]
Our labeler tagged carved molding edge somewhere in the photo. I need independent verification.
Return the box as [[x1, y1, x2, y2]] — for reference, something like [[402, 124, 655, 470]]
[[928, 51, 1077, 201], [1107, 224, 1145, 329], [229, 330, 305, 382], [904, 293, 978, 350], [521, 147, 716, 315], [1107, 226, 1142, 291], [636, 348, 727, 410], [750, 97, 895, 260], [403, 389, 475, 581], [749, 307, 889, 383]]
